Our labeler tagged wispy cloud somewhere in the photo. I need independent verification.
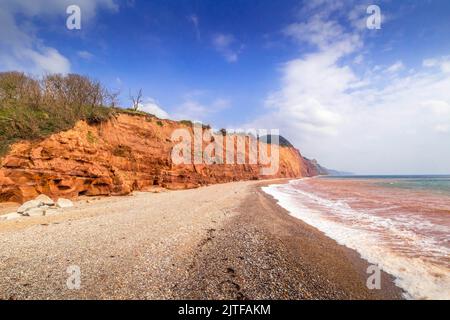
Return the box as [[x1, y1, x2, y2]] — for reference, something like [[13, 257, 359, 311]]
[[385, 60, 404, 74], [77, 50, 94, 60], [172, 91, 231, 122], [212, 33, 243, 63], [423, 56, 450, 73], [248, 2, 450, 174], [188, 14, 201, 41], [0, 0, 118, 74]]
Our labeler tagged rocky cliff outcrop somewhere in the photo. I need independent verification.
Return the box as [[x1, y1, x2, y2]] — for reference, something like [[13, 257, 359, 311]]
[[0, 114, 320, 203]]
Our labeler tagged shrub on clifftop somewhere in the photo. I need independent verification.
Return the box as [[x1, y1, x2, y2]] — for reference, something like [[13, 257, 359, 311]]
[[0, 72, 116, 155]]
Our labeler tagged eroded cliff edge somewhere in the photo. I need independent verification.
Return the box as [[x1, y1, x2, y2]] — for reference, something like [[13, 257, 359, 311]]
[[0, 114, 320, 203]]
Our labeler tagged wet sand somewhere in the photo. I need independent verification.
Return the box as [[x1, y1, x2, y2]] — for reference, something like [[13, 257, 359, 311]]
[[0, 180, 404, 299]]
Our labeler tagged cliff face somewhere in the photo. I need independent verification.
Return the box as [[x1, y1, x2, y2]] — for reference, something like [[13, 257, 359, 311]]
[[306, 158, 330, 175], [0, 114, 319, 203]]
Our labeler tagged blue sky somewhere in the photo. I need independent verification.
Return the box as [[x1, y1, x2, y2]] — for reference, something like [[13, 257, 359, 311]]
[[1, 0, 450, 174]]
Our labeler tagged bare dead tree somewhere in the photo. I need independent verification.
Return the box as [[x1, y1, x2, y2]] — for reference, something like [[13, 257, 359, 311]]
[[130, 88, 143, 111], [107, 89, 120, 108]]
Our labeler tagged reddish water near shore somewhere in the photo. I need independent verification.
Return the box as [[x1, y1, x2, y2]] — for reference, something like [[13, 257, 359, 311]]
[[263, 176, 450, 299]]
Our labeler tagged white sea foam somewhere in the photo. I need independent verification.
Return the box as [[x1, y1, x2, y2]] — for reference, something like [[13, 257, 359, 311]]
[[262, 179, 450, 300]]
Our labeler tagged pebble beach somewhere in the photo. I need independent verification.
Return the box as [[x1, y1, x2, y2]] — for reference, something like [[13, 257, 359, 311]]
[[0, 180, 404, 299]]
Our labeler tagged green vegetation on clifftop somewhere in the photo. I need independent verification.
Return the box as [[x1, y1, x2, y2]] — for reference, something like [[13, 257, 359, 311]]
[[0, 72, 118, 156]]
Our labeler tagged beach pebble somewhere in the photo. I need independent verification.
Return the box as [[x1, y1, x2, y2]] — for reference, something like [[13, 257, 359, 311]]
[[56, 198, 74, 208]]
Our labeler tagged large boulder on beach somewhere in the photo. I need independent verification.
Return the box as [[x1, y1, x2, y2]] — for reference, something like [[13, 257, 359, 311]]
[[23, 207, 46, 217], [17, 200, 42, 214], [56, 198, 74, 208], [0, 212, 22, 221], [35, 194, 55, 206], [16, 194, 55, 216]]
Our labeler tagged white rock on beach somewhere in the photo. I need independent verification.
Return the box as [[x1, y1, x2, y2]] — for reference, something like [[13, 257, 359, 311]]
[[40, 205, 56, 210], [35, 194, 55, 206], [13, 194, 59, 218], [1, 212, 23, 221], [23, 207, 46, 217], [17, 200, 42, 214], [56, 198, 74, 208]]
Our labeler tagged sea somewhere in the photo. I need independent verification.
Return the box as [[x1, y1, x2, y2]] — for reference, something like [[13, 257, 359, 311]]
[[262, 175, 450, 300]]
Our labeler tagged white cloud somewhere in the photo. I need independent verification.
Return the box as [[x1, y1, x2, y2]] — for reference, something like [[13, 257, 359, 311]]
[[247, 3, 450, 174], [434, 125, 449, 134], [77, 50, 94, 60], [139, 98, 170, 119], [423, 56, 450, 73], [283, 10, 362, 61], [2, 0, 118, 18], [212, 33, 242, 63], [385, 61, 404, 74], [354, 54, 364, 64], [422, 58, 437, 68], [0, 0, 118, 74], [300, 0, 346, 17], [284, 17, 345, 49], [24, 47, 71, 74], [172, 92, 231, 122], [348, 4, 370, 31], [421, 100, 450, 116]]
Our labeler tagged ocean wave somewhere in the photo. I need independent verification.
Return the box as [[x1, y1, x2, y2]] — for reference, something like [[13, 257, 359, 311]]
[[262, 179, 450, 300]]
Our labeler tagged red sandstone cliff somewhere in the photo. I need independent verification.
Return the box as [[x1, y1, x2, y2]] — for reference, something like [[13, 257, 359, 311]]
[[0, 114, 319, 203]]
